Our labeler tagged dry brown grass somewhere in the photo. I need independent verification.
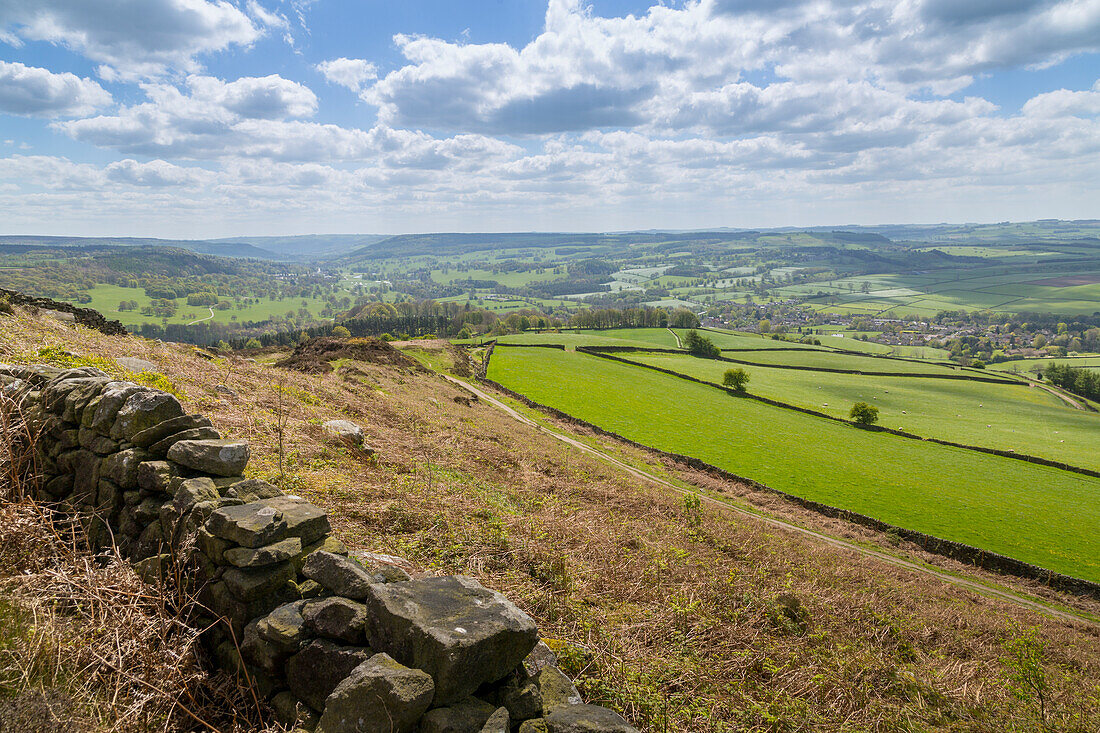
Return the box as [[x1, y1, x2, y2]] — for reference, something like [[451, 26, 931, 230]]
[[4, 311, 1100, 732]]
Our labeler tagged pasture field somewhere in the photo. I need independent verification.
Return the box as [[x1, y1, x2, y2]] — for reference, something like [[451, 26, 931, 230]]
[[789, 266, 1100, 316], [710, 348, 969, 375], [691, 328, 822, 350], [495, 328, 679, 348], [992, 356, 1100, 374], [430, 268, 568, 288], [619, 351, 1099, 470], [487, 346, 1100, 581], [78, 284, 336, 327]]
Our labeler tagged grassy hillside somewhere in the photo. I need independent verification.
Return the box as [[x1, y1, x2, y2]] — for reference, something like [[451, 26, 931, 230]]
[[487, 346, 1100, 582], [3, 308, 1100, 732]]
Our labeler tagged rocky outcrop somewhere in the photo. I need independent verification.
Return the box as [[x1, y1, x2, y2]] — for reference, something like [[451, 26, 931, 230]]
[[2, 363, 637, 733], [0, 287, 127, 335]]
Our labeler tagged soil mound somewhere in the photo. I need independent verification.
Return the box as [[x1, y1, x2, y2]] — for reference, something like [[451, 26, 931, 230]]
[[276, 337, 424, 373]]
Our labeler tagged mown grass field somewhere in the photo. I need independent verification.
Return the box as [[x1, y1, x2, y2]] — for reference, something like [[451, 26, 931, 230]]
[[487, 345, 1100, 581], [495, 328, 680, 348], [618, 351, 1100, 471], [716, 348, 966, 375], [992, 356, 1100, 374]]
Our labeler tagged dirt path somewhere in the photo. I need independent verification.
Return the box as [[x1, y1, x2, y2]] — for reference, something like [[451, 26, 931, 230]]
[[446, 375, 1095, 626], [666, 327, 682, 348], [1029, 380, 1089, 410], [187, 307, 215, 326]]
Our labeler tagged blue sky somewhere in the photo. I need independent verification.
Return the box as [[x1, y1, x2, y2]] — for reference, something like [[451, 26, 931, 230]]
[[0, 0, 1098, 237]]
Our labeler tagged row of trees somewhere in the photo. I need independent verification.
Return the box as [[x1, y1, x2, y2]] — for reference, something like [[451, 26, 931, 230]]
[[1042, 364, 1100, 401]]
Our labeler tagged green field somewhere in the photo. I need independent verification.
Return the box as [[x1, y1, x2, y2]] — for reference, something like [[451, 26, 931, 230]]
[[430, 268, 568, 288], [788, 266, 1100, 317], [79, 284, 338, 327], [496, 328, 680, 348], [991, 356, 1100, 374], [618, 352, 1099, 470], [487, 346, 1100, 581], [708, 348, 974, 376]]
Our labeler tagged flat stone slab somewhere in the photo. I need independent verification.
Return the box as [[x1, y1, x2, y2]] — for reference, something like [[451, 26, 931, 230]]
[[545, 705, 638, 733], [363, 575, 539, 705], [316, 653, 434, 733], [206, 502, 288, 548], [130, 414, 213, 448], [259, 495, 331, 544], [168, 438, 249, 476], [224, 536, 302, 568], [148, 426, 221, 456]]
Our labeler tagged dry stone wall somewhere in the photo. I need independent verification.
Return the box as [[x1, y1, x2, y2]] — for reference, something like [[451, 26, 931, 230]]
[[1, 362, 637, 733]]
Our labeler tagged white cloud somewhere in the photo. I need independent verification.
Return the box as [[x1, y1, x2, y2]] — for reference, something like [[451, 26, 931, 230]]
[[0, 61, 112, 117], [104, 158, 210, 187], [1022, 80, 1100, 118], [0, 0, 262, 79], [316, 58, 378, 93]]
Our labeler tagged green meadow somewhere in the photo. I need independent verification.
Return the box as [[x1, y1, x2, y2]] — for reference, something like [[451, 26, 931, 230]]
[[78, 284, 337, 327], [487, 345, 1100, 581], [496, 328, 680, 348], [618, 351, 1100, 471]]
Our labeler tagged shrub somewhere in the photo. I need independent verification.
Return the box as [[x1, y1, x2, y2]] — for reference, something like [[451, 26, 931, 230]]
[[849, 401, 879, 426], [722, 367, 750, 393], [683, 329, 720, 358], [332, 325, 351, 339], [132, 371, 186, 400]]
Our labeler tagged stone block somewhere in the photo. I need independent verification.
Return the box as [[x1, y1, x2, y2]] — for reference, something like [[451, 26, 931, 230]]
[[224, 537, 302, 568], [271, 691, 319, 731], [259, 495, 331, 544], [101, 448, 151, 490], [349, 550, 414, 583], [286, 639, 373, 711], [255, 600, 310, 654], [148, 427, 222, 457], [130, 414, 213, 448], [224, 478, 283, 502], [418, 696, 497, 733], [89, 383, 144, 434], [196, 527, 233, 564], [302, 551, 376, 599], [223, 561, 295, 602], [544, 705, 637, 733], [168, 438, 249, 476], [480, 708, 510, 733], [538, 668, 582, 716], [171, 477, 220, 514], [363, 575, 539, 705], [302, 597, 368, 644], [136, 460, 179, 494], [315, 653, 434, 733], [110, 390, 184, 440], [206, 502, 288, 548]]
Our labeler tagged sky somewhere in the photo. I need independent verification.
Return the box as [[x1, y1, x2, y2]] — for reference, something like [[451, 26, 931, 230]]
[[0, 0, 1098, 238]]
